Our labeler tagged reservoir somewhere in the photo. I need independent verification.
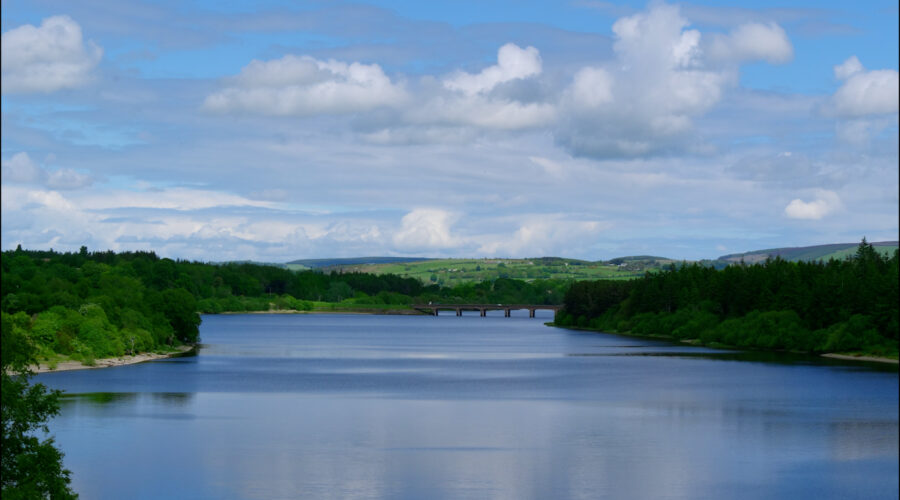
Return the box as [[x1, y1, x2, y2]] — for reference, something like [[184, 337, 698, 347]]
[[35, 313, 899, 499]]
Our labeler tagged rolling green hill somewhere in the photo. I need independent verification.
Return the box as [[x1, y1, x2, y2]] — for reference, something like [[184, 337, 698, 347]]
[[308, 256, 675, 285], [282, 241, 899, 285], [285, 256, 432, 271]]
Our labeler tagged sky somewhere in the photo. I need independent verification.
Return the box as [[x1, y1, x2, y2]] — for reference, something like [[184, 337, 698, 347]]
[[1, 0, 897, 262]]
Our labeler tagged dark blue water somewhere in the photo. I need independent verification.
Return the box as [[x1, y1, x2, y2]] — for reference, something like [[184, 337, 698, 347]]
[[35, 313, 899, 499]]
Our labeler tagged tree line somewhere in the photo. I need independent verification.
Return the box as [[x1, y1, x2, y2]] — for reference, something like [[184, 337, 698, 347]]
[[1, 246, 568, 364], [555, 240, 898, 356]]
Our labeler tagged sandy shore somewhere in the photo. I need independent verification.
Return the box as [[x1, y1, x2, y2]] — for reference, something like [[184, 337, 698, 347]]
[[550, 323, 900, 365], [33, 345, 195, 374], [821, 353, 899, 364]]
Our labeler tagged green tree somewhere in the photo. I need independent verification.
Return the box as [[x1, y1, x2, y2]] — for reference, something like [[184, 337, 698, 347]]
[[154, 288, 201, 344], [1, 312, 78, 499]]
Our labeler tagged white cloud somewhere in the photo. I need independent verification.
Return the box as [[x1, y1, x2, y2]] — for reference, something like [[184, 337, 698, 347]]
[[1, 15, 102, 94], [1, 152, 44, 183], [409, 94, 556, 130], [570, 67, 614, 107], [834, 118, 888, 147], [558, 3, 735, 158], [833, 56, 863, 80], [79, 187, 277, 211], [784, 190, 842, 220], [529, 156, 567, 179], [706, 22, 793, 64], [357, 43, 555, 135], [204, 55, 407, 115], [476, 216, 609, 256], [46, 169, 94, 190], [830, 57, 899, 118], [392, 208, 460, 250], [1, 152, 94, 190], [443, 43, 542, 95], [399, 43, 553, 131]]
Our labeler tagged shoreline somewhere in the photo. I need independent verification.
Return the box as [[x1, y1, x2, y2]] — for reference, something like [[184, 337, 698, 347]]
[[820, 353, 899, 364], [214, 308, 427, 315], [547, 323, 900, 365], [32, 345, 196, 374]]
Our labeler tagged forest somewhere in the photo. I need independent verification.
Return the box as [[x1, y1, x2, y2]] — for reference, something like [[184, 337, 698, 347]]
[[1, 246, 568, 364], [555, 240, 899, 357]]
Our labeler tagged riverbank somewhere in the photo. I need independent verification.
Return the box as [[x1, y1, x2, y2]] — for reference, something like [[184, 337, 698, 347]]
[[215, 307, 427, 315], [547, 323, 900, 365], [821, 353, 899, 364], [33, 345, 196, 374]]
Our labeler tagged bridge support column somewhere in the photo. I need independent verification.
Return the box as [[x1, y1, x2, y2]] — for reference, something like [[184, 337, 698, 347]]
[[456, 308, 462, 316], [480, 309, 486, 317], [529, 308, 535, 318], [504, 309, 511, 317]]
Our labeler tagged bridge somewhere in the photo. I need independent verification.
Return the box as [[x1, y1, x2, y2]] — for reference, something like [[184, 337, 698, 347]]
[[411, 304, 562, 318]]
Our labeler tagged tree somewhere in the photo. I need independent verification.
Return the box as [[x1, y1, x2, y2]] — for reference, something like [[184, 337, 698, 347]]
[[154, 288, 201, 344], [1, 312, 78, 499]]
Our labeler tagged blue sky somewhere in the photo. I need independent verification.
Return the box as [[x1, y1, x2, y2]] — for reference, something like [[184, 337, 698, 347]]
[[1, 0, 897, 261]]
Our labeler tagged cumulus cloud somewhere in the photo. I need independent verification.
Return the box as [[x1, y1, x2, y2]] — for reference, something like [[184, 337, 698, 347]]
[[354, 43, 554, 137], [558, 4, 737, 157], [784, 190, 842, 220], [204, 55, 407, 115], [1, 15, 102, 94], [443, 43, 542, 95], [830, 57, 899, 118], [833, 56, 863, 81], [570, 67, 614, 107], [392, 208, 460, 250], [706, 22, 793, 64], [1, 152, 94, 190], [404, 43, 553, 131]]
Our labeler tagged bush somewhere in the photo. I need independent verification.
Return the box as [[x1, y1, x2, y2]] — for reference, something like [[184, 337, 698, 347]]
[[707, 310, 812, 351], [671, 311, 719, 340], [823, 315, 884, 353]]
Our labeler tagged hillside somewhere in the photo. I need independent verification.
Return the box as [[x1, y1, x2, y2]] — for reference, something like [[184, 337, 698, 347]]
[[717, 241, 898, 264], [285, 256, 432, 271], [308, 256, 675, 285], [282, 240, 899, 285]]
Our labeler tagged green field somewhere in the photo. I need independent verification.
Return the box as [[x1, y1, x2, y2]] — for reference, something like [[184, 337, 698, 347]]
[[280, 241, 899, 286], [318, 257, 674, 284]]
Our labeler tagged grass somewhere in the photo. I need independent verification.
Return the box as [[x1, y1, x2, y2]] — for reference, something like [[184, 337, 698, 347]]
[[309, 301, 415, 312], [318, 257, 669, 284]]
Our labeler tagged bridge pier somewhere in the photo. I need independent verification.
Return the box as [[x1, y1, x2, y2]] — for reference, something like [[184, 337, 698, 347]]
[[456, 308, 462, 316], [529, 308, 535, 318], [480, 309, 486, 317], [504, 309, 511, 317]]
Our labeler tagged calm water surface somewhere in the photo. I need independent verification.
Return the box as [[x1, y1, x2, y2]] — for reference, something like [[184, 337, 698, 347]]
[[35, 313, 899, 499]]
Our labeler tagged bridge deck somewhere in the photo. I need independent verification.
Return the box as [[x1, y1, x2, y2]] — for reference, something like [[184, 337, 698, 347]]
[[411, 304, 561, 318]]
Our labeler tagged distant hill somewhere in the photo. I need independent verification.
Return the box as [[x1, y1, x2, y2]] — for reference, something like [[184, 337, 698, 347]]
[[717, 241, 898, 264], [214, 260, 287, 268], [278, 241, 899, 283], [294, 257, 673, 285], [285, 256, 433, 270]]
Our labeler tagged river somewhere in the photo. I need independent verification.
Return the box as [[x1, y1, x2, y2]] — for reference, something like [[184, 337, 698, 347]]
[[35, 312, 899, 499]]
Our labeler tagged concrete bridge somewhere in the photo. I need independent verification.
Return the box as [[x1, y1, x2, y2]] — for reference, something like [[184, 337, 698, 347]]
[[411, 304, 562, 318]]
